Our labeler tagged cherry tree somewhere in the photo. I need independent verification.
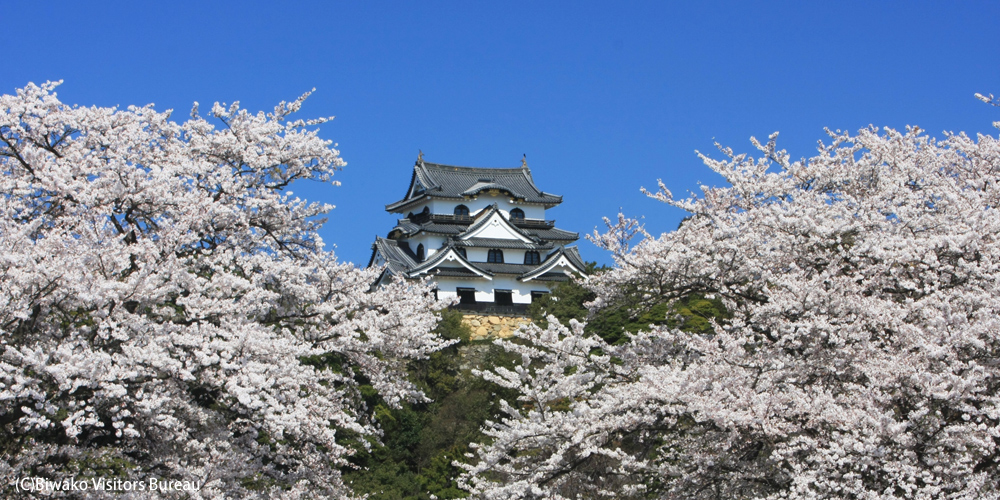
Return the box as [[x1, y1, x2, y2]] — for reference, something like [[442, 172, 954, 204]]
[[461, 111, 1000, 499], [0, 82, 451, 498]]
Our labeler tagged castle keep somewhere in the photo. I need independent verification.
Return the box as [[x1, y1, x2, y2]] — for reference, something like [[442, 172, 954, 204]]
[[368, 155, 585, 316]]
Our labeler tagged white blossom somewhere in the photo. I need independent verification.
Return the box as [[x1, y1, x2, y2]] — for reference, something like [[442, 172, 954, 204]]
[[0, 82, 452, 499], [462, 113, 1000, 499]]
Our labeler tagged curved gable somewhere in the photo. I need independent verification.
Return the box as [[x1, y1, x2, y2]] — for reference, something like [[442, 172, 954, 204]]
[[461, 181, 526, 200]]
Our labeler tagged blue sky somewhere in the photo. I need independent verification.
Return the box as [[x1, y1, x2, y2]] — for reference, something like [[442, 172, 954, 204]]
[[4, 1, 998, 266]]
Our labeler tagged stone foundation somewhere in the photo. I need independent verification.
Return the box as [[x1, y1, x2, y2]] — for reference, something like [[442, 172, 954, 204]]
[[463, 314, 533, 341]]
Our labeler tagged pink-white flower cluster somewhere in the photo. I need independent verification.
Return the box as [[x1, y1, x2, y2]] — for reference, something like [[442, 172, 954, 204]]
[[0, 82, 451, 499], [462, 118, 1000, 499]]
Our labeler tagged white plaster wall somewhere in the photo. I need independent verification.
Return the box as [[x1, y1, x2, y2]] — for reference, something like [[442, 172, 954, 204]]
[[399, 197, 548, 220], [401, 202, 432, 217], [462, 248, 532, 265], [434, 277, 486, 291], [514, 250, 531, 264], [464, 247, 489, 262], [426, 197, 546, 219], [433, 277, 486, 300], [399, 235, 446, 260], [493, 277, 539, 304], [432, 276, 554, 304]]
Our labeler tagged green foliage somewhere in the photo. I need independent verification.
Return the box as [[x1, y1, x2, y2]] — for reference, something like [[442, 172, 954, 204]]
[[342, 309, 519, 500], [341, 280, 728, 499], [528, 261, 728, 344], [433, 308, 472, 342], [588, 294, 729, 344], [528, 262, 605, 327]]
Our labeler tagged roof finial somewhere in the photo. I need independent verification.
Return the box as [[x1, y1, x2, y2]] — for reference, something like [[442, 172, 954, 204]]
[[521, 154, 527, 168], [417, 150, 424, 163]]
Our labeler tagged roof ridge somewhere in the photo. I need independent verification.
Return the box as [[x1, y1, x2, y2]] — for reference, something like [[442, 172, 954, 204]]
[[422, 161, 525, 172], [385, 158, 564, 212], [415, 162, 441, 190]]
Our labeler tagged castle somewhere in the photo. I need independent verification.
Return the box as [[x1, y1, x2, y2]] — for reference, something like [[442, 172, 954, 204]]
[[368, 154, 585, 315]]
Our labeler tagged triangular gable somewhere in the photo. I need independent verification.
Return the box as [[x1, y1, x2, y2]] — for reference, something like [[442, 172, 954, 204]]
[[520, 246, 586, 282], [366, 243, 381, 269], [561, 245, 588, 271], [369, 267, 392, 291], [409, 177, 425, 197], [405, 162, 437, 199], [458, 205, 535, 243], [400, 168, 421, 201], [369, 237, 419, 276], [407, 246, 493, 280], [389, 163, 441, 211], [415, 162, 441, 190]]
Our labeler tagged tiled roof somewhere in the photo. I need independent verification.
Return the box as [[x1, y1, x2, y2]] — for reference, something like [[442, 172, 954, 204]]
[[388, 217, 578, 243], [529, 273, 572, 282], [389, 220, 467, 237], [407, 245, 491, 278], [371, 237, 586, 282], [454, 238, 554, 250], [555, 246, 587, 272], [387, 160, 563, 211], [367, 237, 418, 275], [519, 245, 588, 281], [525, 227, 579, 242], [429, 267, 482, 278], [390, 219, 422, 234], [474, 262, 541, 275], [461, 181, 525, 199]]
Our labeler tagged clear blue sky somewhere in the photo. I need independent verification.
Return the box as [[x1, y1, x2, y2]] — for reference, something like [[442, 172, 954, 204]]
[[4, 1, 998, 266]]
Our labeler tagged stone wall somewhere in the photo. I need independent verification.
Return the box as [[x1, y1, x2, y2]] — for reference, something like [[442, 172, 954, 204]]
[[463, 314, 533, 341]]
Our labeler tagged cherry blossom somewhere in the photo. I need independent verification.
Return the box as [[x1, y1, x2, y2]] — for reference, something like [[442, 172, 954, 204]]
[[0, 82, 451, 498], [462, 111, 1000, 499]]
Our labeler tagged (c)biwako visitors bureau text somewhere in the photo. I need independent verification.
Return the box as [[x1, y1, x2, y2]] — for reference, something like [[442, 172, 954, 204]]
[[13, 476, 202, 494]]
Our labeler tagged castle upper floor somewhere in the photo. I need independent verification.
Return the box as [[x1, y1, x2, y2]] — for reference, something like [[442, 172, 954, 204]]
[[385, 155, 563, 219]]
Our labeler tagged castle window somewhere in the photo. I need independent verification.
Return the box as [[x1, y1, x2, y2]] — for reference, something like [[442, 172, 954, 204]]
[[416, 244, 425, 261], [421, 206, 430, 214], [494, 290, 513, 305], [524, 251, 540, 265], [487, 249, 504, 263], [456, 247, 467, 258], [457, 288, 477, 304], [509, 208, 525, 220], [454, 205, 470, 217], [530, 291, 548, 303]]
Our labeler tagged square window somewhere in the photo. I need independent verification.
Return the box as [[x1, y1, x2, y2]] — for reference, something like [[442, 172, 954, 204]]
[[495, 290, 513, 305], [457, 288, 477, 304]]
